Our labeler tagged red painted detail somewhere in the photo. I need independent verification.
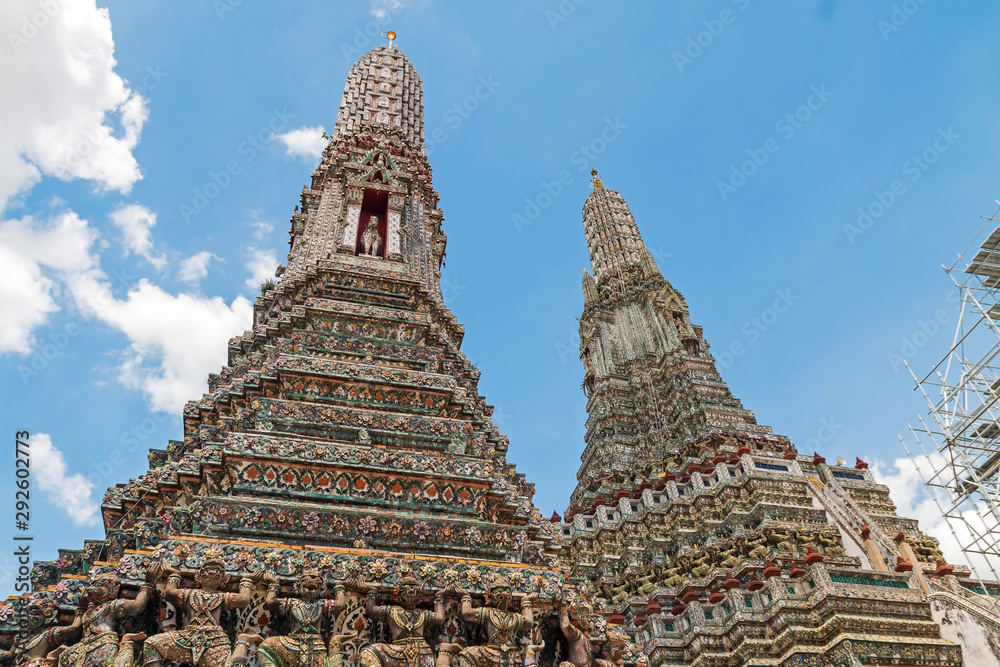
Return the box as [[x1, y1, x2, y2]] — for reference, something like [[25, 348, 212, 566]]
[[934, 560, 954, 576]]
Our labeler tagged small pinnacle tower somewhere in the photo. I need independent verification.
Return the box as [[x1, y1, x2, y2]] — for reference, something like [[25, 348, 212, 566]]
[[573, 170, 783, 509], [556, 174, 975, 666]]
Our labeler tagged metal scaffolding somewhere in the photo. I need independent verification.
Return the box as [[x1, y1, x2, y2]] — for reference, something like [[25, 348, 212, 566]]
[[901, 204, 1000, 613]]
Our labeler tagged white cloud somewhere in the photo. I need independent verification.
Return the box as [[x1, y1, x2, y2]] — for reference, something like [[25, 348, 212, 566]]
[[873, 454, 1000, 578], [275, 126, 327, 161], [0, 211, 99, 353], [369, 0, 404, 20], [0, 211, 100, 274], [31, 433, 99, 526], [245, 247, 279, 292], [178, 251, 215, 284], [109, 203, 166, 269], [0, 244, 58, 354], [0, 0, 148, 210], [0, 3, 271, 416], [69, 269, 253, 413], [0, 205, 252, 412], [251, 219, 274, 241]]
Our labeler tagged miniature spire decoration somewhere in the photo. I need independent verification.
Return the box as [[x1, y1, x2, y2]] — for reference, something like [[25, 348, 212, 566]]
[[581, 269, 598, 303], [639, 243, 659, 278]]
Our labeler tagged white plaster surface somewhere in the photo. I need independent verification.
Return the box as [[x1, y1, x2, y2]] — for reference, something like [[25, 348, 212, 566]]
[[931, 597, 1000, 665]]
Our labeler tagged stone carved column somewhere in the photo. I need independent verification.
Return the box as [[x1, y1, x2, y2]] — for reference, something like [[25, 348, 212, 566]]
[[895, 531, 931, 594], [387, 209, 402, 258], [861, 524, 889, 573], [339, 186, 364, 254], [342, 205, 361, 252]]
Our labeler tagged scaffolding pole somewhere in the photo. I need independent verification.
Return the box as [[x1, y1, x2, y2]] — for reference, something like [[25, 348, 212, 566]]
[[901, 204, 1000, 612]]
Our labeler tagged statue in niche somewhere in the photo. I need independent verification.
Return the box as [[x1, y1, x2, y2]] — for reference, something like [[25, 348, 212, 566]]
[[816, 527, 846, 557], [142, 560, 259, 667], [59, 571, 156, 667], [352, 577, 446, 667], [362, 215, 383, 258], [2, 598, 80, 667], [257, 570, 349, 667], [452, 578, 537, 667]]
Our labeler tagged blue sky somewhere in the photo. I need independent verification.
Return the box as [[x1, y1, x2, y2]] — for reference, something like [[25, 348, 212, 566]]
[[2, 0, 1000, 597]]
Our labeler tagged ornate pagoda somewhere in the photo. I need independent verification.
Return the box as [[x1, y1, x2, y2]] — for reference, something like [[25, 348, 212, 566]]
[[2, 44, 563, 667], [552, 172, 1000, 665]]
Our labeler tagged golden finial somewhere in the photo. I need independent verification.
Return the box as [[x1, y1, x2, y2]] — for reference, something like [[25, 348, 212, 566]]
[[386, 31, 397, 48], [591, 168, 603, 190]]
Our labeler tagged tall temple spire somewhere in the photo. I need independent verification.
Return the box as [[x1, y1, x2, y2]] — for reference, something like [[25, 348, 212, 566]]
[[573, 177, 785, 506], [9, 48, 562, 657], [110, 44, 557, 571], [558, 175, 967, 667]]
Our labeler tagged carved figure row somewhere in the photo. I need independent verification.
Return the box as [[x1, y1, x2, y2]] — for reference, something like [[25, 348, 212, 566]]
[[586, 524, 851, 605], [2, 566, 632, 667], [3, 564, 350, 667]]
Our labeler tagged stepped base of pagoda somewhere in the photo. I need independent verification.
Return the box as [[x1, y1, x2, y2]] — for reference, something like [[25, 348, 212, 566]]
[[623, 565, 962, 666], [651, 634, 961, 667], [112, 536, 561, 597]]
